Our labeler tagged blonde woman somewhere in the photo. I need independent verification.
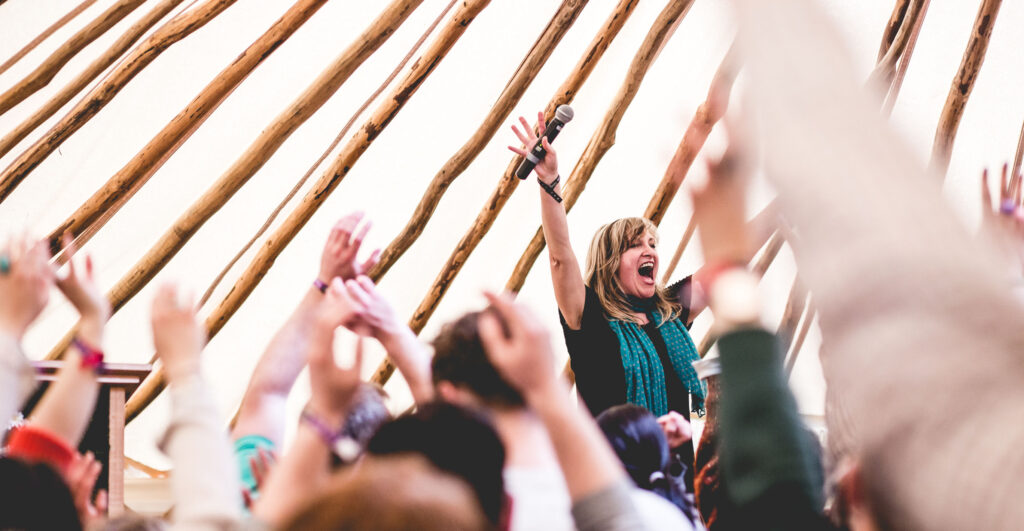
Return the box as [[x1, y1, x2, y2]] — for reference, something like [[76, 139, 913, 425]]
[[508, 112, 710, 426]]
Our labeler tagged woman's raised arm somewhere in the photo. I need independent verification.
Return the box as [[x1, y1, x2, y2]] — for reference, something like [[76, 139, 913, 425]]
[[509, 112, 586, 328]]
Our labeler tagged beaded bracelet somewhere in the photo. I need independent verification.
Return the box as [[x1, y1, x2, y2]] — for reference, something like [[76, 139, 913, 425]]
[[72, 337, 105, 373], [313, 278, 329, 294], [300, 407, 361, 462]]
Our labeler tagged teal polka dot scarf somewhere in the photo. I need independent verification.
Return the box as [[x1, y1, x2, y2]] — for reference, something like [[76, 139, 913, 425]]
[[608, 302, 706, 417]]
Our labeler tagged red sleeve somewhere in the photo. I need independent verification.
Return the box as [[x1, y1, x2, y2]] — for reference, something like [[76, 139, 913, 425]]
[[5, 424, 77, 475]]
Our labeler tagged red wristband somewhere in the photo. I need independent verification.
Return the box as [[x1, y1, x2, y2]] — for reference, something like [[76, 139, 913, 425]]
[[73, 336, 105, 372]]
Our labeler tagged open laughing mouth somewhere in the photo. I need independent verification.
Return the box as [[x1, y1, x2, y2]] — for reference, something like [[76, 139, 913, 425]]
[[638, 260, 655, 280]]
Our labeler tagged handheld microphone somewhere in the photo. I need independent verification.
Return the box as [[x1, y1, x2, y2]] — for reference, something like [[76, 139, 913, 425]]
[[515, 105, 574, 179]]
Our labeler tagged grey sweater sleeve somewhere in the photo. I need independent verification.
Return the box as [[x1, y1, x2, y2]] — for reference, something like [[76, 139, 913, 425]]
[[571, 480, 647, 531]]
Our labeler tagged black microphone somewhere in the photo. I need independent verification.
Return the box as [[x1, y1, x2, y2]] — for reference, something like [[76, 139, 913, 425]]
[[515, 105, 574, 179]]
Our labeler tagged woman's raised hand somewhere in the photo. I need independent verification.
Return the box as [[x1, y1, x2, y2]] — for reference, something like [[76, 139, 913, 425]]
[[0, 236, 53, 340], [151, 284, 204, 382], [508, 111, 559, 181], [56, 234, 110, 347]]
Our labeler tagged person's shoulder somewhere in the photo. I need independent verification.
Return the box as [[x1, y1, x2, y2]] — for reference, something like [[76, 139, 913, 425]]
[[629, 489, 698, 531]]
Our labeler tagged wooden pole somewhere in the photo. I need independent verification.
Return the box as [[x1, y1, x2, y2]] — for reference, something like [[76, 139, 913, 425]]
[[881, 0, 929, 116], [43, 0, 428, 362], [44, 0, 332, 254], [0, 0, 99, 77], [868, 0, 926, 91], [643, 43, 738, 226], [366, 0, 598, 281], [501, 0, 696, 295], [371, 0, 696, 385], [0, 0, 238, 205], [877, 0, 911, 62], [695, 230, 784, 358], [0, 0, 147, 116], [930, 0, 1002, 177], [1012, 118, 1024, 185], [660, 215, 696, 284], [125, 0, 492, 422], [0, 0, 188, 161], [199, 0, 452, 311], [785, 297, 814, 378], [775, 277, 808, 355]]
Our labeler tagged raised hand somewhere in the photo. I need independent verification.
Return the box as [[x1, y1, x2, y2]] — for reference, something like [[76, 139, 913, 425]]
[[308, 305, 365, 422], [342, 276, 402, 340], [151, 284, 205, 382], [508, 111, 559, 182], [478, 291, 559, 401], [319, 212, 381, 284], [0, 236, 54, 340], [691, 124, 752, 267], [980, 164, 1024, 271], [657, 411, 693, 448], [66, 451, 108, 525], [54, 235, 109, 350]]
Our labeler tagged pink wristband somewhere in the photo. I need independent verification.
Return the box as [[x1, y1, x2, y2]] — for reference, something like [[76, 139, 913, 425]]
[[73, 336, 104, 373], [313, 278, 329, 293]]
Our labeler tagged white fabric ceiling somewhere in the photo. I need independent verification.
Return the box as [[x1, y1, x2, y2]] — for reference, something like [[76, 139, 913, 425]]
[[1, 0, 1021, 468]]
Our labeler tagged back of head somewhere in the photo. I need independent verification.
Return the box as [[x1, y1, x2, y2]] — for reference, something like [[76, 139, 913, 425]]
[[431, 309, 524, 409], [366, 402, 506, 526], [597, 405, 694, 517], [284, 454, 492, 531], [0, 457, 81, 531]]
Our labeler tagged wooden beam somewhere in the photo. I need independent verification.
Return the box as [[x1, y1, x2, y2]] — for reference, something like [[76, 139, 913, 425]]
[[125, 0, 492, 422], [930, 0, 1002, 177], [775, 277, 808, 355], [45, 0, 332, 256], [44, 0, 428, 362], [877, 0, 911, 62], [1012, 118, 1024, 185], [372, 0, 696, 385], [367, 0, 598, 281], [0, 0, 188, 161], [643, 43, 738, 226], [0, 0, 238, 205], [784, 296, 815, 378], [200, 0, 451, 312], [881, 0, 929, 116], [660, 215, 696, 284], [868, 0, 926, 91], [0, 0, 99, 77], [0, 0, 147, 115]]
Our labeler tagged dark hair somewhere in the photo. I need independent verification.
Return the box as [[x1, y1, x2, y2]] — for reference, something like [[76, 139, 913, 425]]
[[431, 310, 524, 408], [366, 402, 506, 525], [0, 457, 82, 530], [597, 405, 698, 520], [330, 383, 393, 469]]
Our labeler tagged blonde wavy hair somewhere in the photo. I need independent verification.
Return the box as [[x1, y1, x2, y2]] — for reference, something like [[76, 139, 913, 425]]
[[584, 217, 680, 326]]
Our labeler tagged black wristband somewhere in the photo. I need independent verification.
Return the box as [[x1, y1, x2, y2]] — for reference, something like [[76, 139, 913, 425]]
[[538, 174, 562, 203]]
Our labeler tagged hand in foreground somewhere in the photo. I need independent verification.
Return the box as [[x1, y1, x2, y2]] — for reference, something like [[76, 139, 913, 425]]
[[342, 276, 404, 341], [151, 284, 204, 382], [66, 451, 108, 525], [508, 111, 559, 182], [56, 235, 110, 347], [691, 123, 752, 266], [319, 212, 381, 284], [308, 281, 367, 421], [478, 291, 558, 401], [0, 236, 53, 339], [242, 447, 277, 509], [657, 411, 693, 448], [980, 164, 1024, 270]]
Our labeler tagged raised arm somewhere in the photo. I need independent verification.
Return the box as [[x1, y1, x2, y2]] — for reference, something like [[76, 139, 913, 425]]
[[0, 237, 52, 424], [232, 212, 379, 446], [152, 284, 242, 530], [27, 238, 109, 448], [253, 279, 366, 527], [479, 292, 645, 531], [342, 276, 433, 404], [509, 112, 586, 328]]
